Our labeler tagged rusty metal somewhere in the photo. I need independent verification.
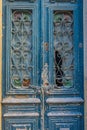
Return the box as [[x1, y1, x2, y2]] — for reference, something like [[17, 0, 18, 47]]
[[44, 42, 49, 51]]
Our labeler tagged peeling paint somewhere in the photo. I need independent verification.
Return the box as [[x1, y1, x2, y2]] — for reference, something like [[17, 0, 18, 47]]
[[42, 63, 49, 86], [4, 112, 39, 117], [44, 42, 49, 51]]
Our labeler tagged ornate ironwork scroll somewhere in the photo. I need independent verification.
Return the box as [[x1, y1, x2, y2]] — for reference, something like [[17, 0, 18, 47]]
[[10, 10, 33, 89], [53, 11, 74, 88]]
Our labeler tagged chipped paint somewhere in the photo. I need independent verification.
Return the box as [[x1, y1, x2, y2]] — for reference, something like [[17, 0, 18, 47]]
[[44, 42, 49, 51], [41, 87, 45, 130], [46, 97, 84, 104], [47, 111, 82, 117], [4, 112, 39, 117], [2, 97, 41, 104], [42, 63, 49, 86]]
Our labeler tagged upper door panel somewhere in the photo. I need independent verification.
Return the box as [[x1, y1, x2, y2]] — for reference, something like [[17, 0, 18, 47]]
[[3, 1, 41, 96], [42, 3, 83, 95]]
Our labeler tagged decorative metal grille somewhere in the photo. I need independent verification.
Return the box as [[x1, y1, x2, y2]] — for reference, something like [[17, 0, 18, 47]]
[[10, 10, 32, 89], [54, 11, 74, 88]]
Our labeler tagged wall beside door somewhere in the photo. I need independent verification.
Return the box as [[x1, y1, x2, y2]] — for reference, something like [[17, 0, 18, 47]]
[[0, 0, 87, 129]]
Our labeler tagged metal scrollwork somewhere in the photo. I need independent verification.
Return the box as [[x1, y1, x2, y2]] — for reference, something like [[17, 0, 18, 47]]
[[10, 10, 33, 89], [54, 11, 74, 88]]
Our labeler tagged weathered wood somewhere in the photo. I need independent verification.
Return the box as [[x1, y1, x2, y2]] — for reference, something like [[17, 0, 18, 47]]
[[46, 97, 84, 104], [2, 98, 41, 104], [47, 112, 82, 117], [4, 112, 39, 117]]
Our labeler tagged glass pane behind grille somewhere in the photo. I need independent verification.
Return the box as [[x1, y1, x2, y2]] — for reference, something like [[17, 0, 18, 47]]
[[53, 11, 74, 88], [10, 10, 32, 89]]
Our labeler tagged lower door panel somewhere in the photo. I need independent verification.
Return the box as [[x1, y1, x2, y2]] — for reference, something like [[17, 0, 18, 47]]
[[47, 116, 82, 130], [4, 116, 39, 130]]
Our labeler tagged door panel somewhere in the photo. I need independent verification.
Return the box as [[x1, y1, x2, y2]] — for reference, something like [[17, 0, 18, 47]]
[[48, 116, 81, 130], [45, 5, 80, 94], [45, 98, 83, 130], [4, 117, 39, 130], [2, 1, 41, 130], [2, 0, 84, 130], [3, 98, 40, 130], [5, 2, 41, 94]]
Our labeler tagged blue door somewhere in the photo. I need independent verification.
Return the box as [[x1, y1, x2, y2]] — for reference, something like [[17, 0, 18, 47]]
[[2, 0, 84, 130]]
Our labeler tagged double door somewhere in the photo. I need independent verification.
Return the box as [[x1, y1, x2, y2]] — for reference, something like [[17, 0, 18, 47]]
[[2, 0, 84, 130]]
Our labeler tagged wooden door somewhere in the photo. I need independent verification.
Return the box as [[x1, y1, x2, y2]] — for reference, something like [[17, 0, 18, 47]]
[[2, 0, 84, 130]]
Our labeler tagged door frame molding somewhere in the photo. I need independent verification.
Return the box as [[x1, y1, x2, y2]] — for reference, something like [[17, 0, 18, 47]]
[[0, 0, 2, 129]]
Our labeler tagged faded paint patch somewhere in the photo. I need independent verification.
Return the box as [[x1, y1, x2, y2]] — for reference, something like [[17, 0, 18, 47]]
[[42, 63, 49, 86]]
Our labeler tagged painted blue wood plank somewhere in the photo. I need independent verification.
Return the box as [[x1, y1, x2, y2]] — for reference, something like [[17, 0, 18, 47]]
[[46, 97, 84, 104], [2, 97, 41, 104]]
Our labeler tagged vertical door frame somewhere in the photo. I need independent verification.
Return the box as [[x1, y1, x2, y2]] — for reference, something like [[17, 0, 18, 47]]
[[0, 0, 2, 129]]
